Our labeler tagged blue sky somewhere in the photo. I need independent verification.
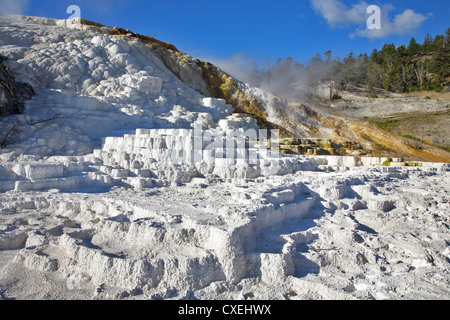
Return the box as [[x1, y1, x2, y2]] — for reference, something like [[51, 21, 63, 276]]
[[2, 0, 449, 66]]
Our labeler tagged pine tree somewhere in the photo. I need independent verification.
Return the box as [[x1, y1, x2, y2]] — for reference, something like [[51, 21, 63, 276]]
[[341, 50, 357, 90], [445, 28, 450, 48], [366, 61, 385, 93], [423, 33, 434, 52], [380, 43, 397, 70], [430, 31, 450, 86], [407, 37, 420, 56]]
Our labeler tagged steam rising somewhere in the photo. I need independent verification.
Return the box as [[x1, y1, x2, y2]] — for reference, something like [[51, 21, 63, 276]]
[[207, 53, 339, 103]]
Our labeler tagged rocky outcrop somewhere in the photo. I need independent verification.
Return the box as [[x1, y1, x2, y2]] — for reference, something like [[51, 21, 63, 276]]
[[146, 42, 284, 132], [279, 138, 364, 156], [0, 56, 34, 117]]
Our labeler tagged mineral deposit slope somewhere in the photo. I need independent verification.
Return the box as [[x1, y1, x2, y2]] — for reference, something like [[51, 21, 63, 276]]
[[0, 16, 449, 300]]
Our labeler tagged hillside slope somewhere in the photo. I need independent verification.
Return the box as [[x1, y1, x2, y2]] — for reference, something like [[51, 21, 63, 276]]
[[309, 84, 450, 161], [1, 16, 449, 162]]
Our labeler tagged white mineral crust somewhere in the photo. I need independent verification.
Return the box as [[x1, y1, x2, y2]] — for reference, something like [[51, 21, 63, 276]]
[[0, 16, 449, 300]]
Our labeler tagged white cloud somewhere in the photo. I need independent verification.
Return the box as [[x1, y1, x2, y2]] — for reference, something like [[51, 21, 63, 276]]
[[310, 0, 429, 39], [352, 8, 429, 39], [0, 0, 30, 15], [311, 0, 369, 27]]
